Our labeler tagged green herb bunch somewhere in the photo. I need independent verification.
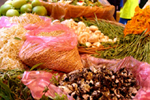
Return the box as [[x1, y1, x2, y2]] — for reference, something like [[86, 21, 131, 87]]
[[0, 69, 34, 100], [98, 31, 150, 64], [86, 18, 150, 63], [0, 68, 66, 100], [74, 17, 150, 64]]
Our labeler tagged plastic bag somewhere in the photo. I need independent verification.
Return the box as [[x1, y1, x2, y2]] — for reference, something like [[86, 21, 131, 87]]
[[21, 71, 74, 100], [41, 1, 115, 21], [81, 55, 150, 100], [0, 17, 16, 28], [19, 24, 83, 73]]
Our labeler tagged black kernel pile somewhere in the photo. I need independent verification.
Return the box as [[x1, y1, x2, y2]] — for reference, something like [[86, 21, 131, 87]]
[[59, 66, 140, 100]]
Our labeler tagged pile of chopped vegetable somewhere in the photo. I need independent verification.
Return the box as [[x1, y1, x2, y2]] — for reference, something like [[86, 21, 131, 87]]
[[70, 0, 102, 7], [74, 17, 150, 64], [48, 0, 102, 7], [124, 6, 150, 36], [99, 31, 150, 64]]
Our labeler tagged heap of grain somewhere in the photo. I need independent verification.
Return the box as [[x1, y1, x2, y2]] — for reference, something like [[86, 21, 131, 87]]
[[0, 14, 50, 70], [0, 25, 27, 70], [19, 24, 83, 73], [9, 14, 47, 24]]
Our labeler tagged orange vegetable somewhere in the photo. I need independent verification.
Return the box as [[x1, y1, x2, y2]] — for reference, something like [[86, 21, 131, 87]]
[[124, 6, 150, 36]]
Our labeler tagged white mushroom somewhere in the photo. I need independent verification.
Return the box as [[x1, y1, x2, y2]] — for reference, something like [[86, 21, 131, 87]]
[[78, 21, 86, 30], [78, 32, 90, 44], [99, 33, 104, 39], [94, 30, 101, 36], [61, 19, 75, 28], [104, 36, 109, 40], [89, 25, 99, 32], [93, 42, 101, 47], [108, 39, 113, 42], [51, 19, 61, 25], [70, 19, 78, 26], [113, 38, 117, 42], [76, 27, 82, 35], [88, 34, 99, 43], [92, 45, 96, 48], [85, 42, 92, 48], [84, 27, 90, 33], [100, 38, 107, 42]]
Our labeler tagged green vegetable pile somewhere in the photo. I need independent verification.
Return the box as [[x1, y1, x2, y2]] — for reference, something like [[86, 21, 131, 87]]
[[0, 0, 47, 17], [0, 69, 33, 100], [99, 31, 150, 64], [70, 0, 102, 7], [74, 17, 150, 64], [1, 16, 150, 99], [49, 0, 102, 7]]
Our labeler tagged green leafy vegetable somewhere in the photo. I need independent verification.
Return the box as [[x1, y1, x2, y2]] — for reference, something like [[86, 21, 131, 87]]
[[50, 73, 60, 86], [53, 93, 68, 100], [50, 93, 68, 100], [0, 69, 34, 100], [97, 30, 150, 63], [14, 37, 21, 40], [73, 17, 150, 64], [30, 63, 43, 71]]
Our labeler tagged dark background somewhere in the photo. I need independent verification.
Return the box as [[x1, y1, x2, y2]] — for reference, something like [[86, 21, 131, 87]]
[[107, 0, 121, 19], [0, 0, 6, 6], [139, 0, 148, 8]]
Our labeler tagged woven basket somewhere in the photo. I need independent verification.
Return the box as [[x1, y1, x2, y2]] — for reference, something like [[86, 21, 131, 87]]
[[100, 19, 125, 28], [40, 1, 115, 21], [20, 46, 83, 73]]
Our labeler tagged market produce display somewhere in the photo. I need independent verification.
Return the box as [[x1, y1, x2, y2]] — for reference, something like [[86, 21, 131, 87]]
[[67, 7, 150, 64], [19, 23, 83, 73], [92, 7, 150, 64], [80, 56, 150, 100], [59, 66, 140, 99], [1, 0, 150, 99], [61, 19, 117, 47], [61, 18, 124, 54], [0, 14, 52, 70], [124, 6, 150, 36], [0, 0, 47, 16], [40, 0, 115, 20], [48, 0, 102, 7], [0, 69, 71, 100]]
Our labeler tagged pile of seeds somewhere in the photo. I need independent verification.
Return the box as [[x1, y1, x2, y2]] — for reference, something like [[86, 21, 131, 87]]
[[59, 66, 140, 100]]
